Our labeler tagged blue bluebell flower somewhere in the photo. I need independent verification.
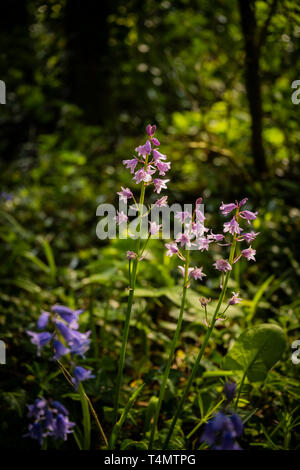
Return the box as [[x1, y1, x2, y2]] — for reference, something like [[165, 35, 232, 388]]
[[28, 304, 91, 361], [223, 382, 237, 402], [68, 330, 91, 357], [0, 192, 12, 201], [26, 331, 52, 355], [53, 414, 75, 441], [53, 339, 70, 360], [71, 366, 95, 390], [24, 422, 43, 445], [55, 320, 74, 342], [37, 311, 50, 330], [201, 412, 243, 450], [25, 398, 75, 446], [27, 398, 48, 419], [51, 401, 69, 416], [51, 305, 83, 329]]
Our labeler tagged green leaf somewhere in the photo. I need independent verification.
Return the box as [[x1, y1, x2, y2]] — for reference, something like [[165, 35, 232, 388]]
[[247, 274, 275, 321], [22, 251, 50, 274], [39, 237, 56, 281], [224, 324, 286, 383], [120, 439, 148, 450], [109, 383, 145, 449]]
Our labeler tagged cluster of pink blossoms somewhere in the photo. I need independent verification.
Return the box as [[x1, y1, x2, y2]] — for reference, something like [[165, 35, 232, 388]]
[[115, 124, 171, 228], [122, 124, 171, 194], [164, 197, 259, 299]]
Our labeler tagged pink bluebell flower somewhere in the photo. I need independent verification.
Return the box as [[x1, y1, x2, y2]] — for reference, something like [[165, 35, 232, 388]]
[[238, 197, 248, 207], [196, 237, 212, 252], [190, 267, 206, 281], [133, 168, 150, 184], [213, 259, 232, 272], [176, 232, 192, 248], [241, 231, 259, 243], [156, 160, 171, 176], [208, 232, 224, 242], [223, 217, 242, 235], [146, 124, 156, 137], [229, 292, 242, 305], [153, 178, 169, 194], [123, 158, 138, 174], [219, 202, 237, 216], [178, 266, 194, 277], [165, 242, 178, 257], [175, 211, 192, 223], [117, 186, 133, 202], [135, 140, 151, 157], [149, 221, 161, 235], [195, 208, 205, 222], [126, 250, 137, 260], [115, 210, 128, 224], [242, 246, 256, 261], [239, 210, 258, 224], [155, 195, 168, 207], [153, 149, 167, 161], [192, 222, 208, 237]]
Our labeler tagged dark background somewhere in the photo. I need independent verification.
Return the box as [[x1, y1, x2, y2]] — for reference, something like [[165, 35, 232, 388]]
[[0, 0, 300, 450]]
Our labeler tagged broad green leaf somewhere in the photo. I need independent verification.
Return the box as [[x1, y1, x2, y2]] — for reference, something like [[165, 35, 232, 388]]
[[224, 324, 286, 383]]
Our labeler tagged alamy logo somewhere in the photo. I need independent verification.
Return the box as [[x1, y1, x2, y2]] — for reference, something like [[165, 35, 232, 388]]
[[96, 201, 206, 249], [291, 340, 300, 365], [291, 80, 300, 105], [0, 340, 6, 364], [0, 80, 6, 104]]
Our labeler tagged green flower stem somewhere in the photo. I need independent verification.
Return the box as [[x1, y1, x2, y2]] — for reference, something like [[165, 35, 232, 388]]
[[186, 398, 225, 440], [148, 249, 190, 450], [234, 368, 247, 410], [57, 360, 108, 448], [163, 239, 237, 449], [113, 157, 148, 425]]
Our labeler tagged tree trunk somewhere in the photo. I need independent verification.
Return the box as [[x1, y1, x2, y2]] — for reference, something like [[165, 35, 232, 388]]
[[238, 0, 267, 175]]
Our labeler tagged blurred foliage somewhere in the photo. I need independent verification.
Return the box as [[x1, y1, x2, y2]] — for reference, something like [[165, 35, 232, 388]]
[[0, 0, 300, 450]]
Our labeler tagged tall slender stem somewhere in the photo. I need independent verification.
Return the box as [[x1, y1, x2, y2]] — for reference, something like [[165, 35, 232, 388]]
[[163, 239, 236, 449], [234, 368, 247, 411], [113, 158, 148, 424], [148, 249, 190, 449]]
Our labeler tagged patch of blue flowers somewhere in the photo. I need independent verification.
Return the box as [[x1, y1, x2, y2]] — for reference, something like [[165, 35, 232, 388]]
[[24, 398, 75, 445], [201, 382, 244, 450]]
